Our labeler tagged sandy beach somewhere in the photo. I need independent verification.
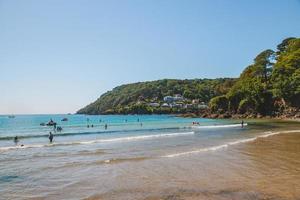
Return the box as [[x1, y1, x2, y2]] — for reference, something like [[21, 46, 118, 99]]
[[1, 115, 300, 200]]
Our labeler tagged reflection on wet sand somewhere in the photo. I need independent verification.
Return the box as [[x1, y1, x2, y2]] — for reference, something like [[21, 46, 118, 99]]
[[84, 132, 300, 200]]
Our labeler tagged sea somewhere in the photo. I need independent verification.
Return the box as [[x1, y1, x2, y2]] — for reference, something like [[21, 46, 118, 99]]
[[0, 114, 300, 200]]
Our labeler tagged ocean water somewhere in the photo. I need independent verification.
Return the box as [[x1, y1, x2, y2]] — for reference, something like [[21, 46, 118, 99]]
[[0, 114, 300, 200]]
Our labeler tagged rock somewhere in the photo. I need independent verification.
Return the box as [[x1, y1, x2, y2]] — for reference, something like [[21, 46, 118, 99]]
[[223, 113, 232, 118], [210, 114, 219, 118], [257, 114, 263, 118]]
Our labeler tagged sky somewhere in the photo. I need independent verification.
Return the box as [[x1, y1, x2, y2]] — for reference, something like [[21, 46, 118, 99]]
[[1, 0, 300, 114]]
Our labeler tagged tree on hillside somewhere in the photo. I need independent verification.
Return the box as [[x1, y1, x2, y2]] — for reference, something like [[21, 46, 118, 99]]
[[272, 38, 300, 107], [224, 49, 275, 115], [253, 49, 275, 85]]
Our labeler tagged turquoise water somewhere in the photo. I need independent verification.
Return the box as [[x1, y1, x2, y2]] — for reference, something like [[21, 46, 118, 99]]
[[1, 114, 300, 199], [0, 114, 230, 149]]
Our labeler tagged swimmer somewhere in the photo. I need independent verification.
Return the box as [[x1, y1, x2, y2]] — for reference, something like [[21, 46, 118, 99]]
[[49, 132, 54, 143], [14, 136, 19, 145]]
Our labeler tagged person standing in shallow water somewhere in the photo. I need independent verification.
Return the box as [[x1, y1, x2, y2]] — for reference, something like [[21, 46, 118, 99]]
[[14, 136, 19, 145], [241, 120, 244, 128], [49, 132, 54, 143]]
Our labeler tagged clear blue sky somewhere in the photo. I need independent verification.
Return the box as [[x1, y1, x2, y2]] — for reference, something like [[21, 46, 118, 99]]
[[1, 0, 300, 114]]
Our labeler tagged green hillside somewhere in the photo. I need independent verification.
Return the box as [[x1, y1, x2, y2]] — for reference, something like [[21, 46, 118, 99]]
[[77, 78, 235, 114], [78, 37, 300, 117]]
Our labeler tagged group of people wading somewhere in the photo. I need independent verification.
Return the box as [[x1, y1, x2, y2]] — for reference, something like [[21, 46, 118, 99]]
[[13, 118, 112, 145]]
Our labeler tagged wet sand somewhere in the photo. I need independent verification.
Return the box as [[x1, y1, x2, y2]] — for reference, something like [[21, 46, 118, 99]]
[[1, 117, 300, 200], [84, 132, 300, 200]]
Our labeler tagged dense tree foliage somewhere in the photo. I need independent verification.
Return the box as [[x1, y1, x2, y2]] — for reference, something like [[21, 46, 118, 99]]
[[209, 95, 228, 112], [77, 78, 235, 114], [272, 38, 300, 107], [210, 37, 300, 116]]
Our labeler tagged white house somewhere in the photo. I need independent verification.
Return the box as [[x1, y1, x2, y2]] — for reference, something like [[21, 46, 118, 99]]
[[163, 96, 174, 102], [163, 94, 184, 103], [148, 102, 160, 107], [173, 94, 184, 101], [161, 103, 170, 108], [171, 103, 183, 108], [198, 104, 209, 109]]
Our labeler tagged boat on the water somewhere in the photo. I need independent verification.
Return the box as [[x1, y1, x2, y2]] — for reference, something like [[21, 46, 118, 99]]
[[8, 115, 15, 118], [61, 118, 68, 121], [46, 119, 57, 126]]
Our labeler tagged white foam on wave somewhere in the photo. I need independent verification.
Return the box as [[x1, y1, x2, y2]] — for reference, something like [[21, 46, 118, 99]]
[[163, 129, 300, 158], [0, 131, 194, 152], [192, 123, 247, 129], [74, 131, 195, 144], [0, 144, 51, 151]]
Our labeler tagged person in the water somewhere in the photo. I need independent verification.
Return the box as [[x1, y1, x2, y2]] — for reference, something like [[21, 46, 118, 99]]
[[241, 120, 244, 128], [49, 132, 54, 143], [14, 136, 19, 145], [104, 124, 108, 130]]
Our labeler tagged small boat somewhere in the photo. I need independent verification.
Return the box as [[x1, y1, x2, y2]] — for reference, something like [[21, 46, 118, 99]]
[[8, 115, 15, 118], [46, 119, 57, 126], [61, 118, 68, 122]]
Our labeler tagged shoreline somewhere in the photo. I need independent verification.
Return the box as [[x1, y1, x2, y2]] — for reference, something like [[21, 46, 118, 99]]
[[177, 111, 300, 121]]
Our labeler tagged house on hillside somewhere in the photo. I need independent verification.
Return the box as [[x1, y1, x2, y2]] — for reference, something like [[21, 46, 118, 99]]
[[184, 104, 194, 109], [163, 96, 174, 103], [171, 103, 183, 108], [198, 102, 209, 109], [192, 99, 199, 104], [173, 94, 184, 101], [161, 103, 170, 108], [148, 102, 160, 107], [163, 94, 184, 103]]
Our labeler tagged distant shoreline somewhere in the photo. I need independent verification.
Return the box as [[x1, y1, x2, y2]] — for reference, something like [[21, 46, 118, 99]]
[[76, 112, 300, 121], [177, 112, 300, 120], [4, 113, 299, 121]]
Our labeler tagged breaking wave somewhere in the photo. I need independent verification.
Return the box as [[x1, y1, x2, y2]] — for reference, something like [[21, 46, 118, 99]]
[[0, 127, 186, 141], [0, 131, 194, 152], [163, 129, 300, 158], [192, 123, 247, 129]]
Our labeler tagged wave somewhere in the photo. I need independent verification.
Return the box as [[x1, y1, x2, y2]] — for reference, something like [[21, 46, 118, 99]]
[[163, 129, 300, 158], [0, 123, 248, 141], [0, 131, 194, 152], [42, 156, 150, 170], [0, 127, 187, 141], [93, 156, 149, 165], [192, 123, 247, 129]]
